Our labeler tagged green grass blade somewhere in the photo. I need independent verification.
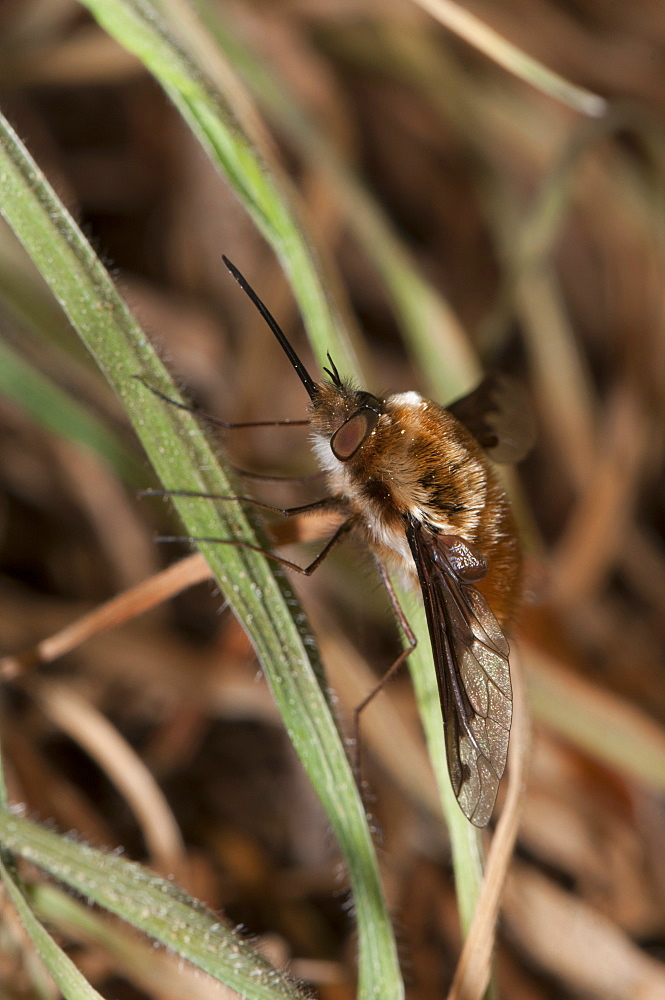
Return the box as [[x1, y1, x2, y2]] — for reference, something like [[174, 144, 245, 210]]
[[400, 590, 484, 932], [79, 0, 358, 379], [0, 811, 304, 1000], [0, 99, 401, 1000], [0, 224, 84, 354], [31, 882, 253, 999], [0, 852, 105, 1000], [0, 337, 144, 484]]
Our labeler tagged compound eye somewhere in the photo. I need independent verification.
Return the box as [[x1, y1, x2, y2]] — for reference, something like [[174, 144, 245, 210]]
[[331, 409, 378, 461]]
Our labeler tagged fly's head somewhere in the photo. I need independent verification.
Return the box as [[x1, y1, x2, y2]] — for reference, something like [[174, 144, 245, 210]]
[[309, 364, 384, 474]]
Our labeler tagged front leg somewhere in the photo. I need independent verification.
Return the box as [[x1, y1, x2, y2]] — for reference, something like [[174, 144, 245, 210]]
[[141, 489, 343, 519]]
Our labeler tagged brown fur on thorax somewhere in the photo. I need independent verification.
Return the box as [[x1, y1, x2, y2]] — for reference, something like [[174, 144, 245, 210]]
[[309, 379, 522, 630]]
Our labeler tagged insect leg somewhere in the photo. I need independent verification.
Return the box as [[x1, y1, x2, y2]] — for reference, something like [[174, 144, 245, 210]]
[[229, 466, 324, 483], [134, 376, 309, 429], [156, 518, 354, 576], [352, 559, 417, 779], [141, 491, 340, 519]]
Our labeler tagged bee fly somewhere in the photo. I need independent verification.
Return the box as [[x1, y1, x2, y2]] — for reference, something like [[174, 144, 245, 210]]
[[154, 257, 529, 827]]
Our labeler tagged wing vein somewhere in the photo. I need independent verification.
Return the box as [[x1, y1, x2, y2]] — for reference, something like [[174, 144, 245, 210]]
[[406, 519, 512, 827]]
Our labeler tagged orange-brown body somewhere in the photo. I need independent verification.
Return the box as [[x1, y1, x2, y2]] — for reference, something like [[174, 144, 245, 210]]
[[309, 381, 522, 630]]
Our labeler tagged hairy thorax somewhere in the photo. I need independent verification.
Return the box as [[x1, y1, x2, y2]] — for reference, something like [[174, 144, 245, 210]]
[[312, 384, 521, 622], [310, 388, 521, 624]]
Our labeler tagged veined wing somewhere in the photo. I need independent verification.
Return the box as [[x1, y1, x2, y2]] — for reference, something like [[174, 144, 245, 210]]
[[406, 520, 512, 827]]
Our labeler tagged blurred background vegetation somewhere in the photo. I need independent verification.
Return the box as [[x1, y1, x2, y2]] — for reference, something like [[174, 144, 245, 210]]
[[0, 1, 664, 998]]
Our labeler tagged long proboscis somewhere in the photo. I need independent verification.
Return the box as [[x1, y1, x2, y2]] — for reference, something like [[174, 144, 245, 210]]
[[222, 256, 318, 401]]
